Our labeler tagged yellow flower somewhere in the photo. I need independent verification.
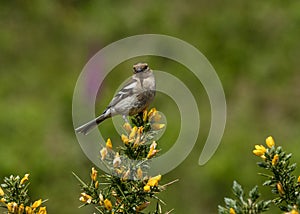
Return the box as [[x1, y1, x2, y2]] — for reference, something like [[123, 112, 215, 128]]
[[229, 207, 236, 214], [123, 123, 132, 133], [272, 154, 279, 166], [148, 108, 157, 118], [277, 182, 284, 195], [31, 199, 42, 209], [79, 193, 92, 204], [147, 179, 158, 187], [143, 185, 150, 192], [138, 126, 144, 135], [26, 206, 33, 214], [115, 168, 123, 175], [147, 175, 162, 187], [298, 176, 300, 183], [20, 173, 30, 185], [0, 198, 5, 203], [121, 134, 129, 145], [151, 123, 165, 130], [129, 126, 138, 139], [149, 111, 161, 122], [7, 202, 18, 213], [137, 167, 143, 180], [111, 190, 117, 197], [18, 203, 25, 213], [37, 206, 47, 214], [100, 148, 108, 160], [290, 210, 299, 214], [0, 187, 4, 196], [106, 138, 113, 149], [104, 199, 112, 210], [266, 136, 275, 148], [136, 201, 150, 212], [147, 141, 159, 159], [143, 109, 148, 122], [95, 180, 99, 188], [91, 167, 98, 182], [253, 145, 267, 157]]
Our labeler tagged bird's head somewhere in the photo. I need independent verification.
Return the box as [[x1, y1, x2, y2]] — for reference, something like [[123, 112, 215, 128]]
[[133, 63, 150, 74]]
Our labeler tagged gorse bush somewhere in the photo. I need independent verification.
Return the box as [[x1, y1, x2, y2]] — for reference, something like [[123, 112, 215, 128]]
[[74, 108, 176, 213], [4, 113, 300, 213], [219, 136, 300, 214], [0, 174, 47, 214], [0, 108, 175, 214]]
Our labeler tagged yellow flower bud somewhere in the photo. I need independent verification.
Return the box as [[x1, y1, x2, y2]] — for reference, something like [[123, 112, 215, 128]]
[[150, 141, 157, 150], [95, 181, 99, 188], [290, 209, 299, 214], [111, 190, 117, 197], [31, 199, 42, 209], [79, 193, 92, 204], [121, 134, 129, 145], [138, 126, 144, 134], [106, 138, 112, 149], [253, 145, 266, 157], [229, 207, 236, 214], [272, 154, 279, 166], [143, 185, 150, 192], [26, 206, 33, 214], [153, 174, 162, 181], [37, 206, 47, 214], [266, 136, 275, 148], [143, 109, 148, 122], [91, 167, 98, 182], [147, 148, 159, 159], [100, 148, 108, 160], [148, 108, 157, 118], [147, 141, 159, 159], [0, 187, 4, 196], [12, 202, 18, 212], [20, 173, 30, 185], [104, 199, 112, 210], [147, 175, 161, 187], [19, 203, 25, 213], [150, 111, 162, 122], [137, 167, 143, 180], [123, 123, 132, 133], [277, 182, 284, 195], [7, 202, 17, 212], [115, 168, 123, 175], [151, 123, 165, 130], [298, 176, 300, 183], [132, 128, 143, 148], [129, 126, 138, 139]]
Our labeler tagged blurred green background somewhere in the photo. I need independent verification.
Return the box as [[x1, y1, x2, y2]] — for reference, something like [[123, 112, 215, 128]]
[[1, 0, 300, 213]]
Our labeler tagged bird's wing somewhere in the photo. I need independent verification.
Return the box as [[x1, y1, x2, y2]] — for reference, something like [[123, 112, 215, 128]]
[[107, 78, 138, 108]]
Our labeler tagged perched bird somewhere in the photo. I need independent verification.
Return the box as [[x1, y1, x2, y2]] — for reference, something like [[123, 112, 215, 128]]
[[75, 62, 156, 135]]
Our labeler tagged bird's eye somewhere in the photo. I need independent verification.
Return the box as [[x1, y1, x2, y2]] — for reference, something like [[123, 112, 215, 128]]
[[144, 65, 148, 70]]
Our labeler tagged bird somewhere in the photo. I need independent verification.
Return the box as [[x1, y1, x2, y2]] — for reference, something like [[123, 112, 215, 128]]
[[75, 62, 156, 135]]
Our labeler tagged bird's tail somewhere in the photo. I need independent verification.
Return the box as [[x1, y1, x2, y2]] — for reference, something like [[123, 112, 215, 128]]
[[75, 110, 111, 135]]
